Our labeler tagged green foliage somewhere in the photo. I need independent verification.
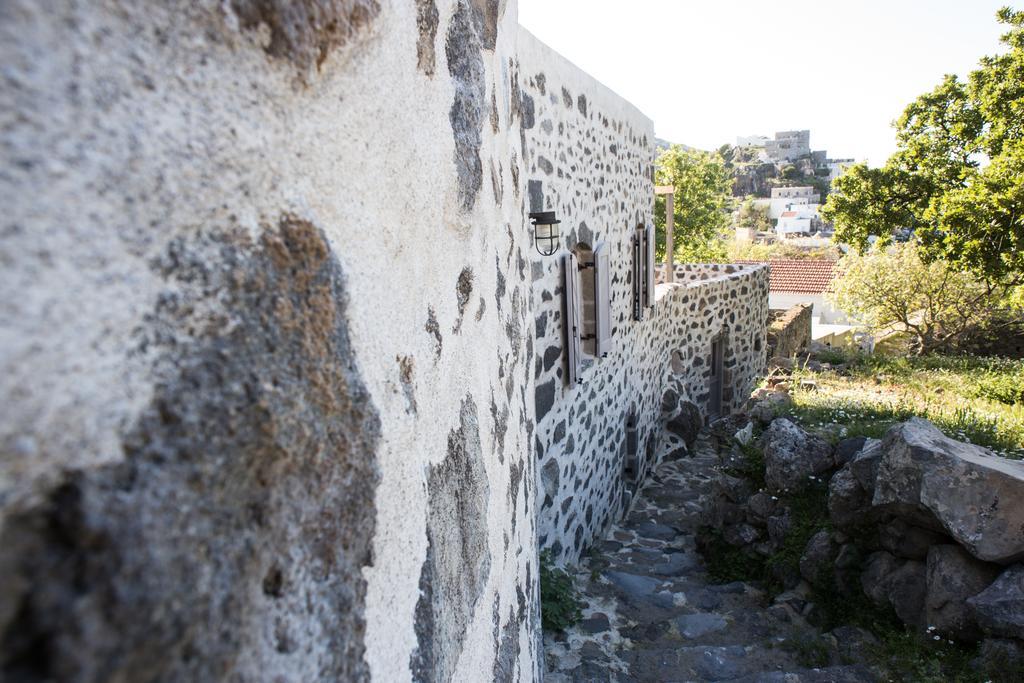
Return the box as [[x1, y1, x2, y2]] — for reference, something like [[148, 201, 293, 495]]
[[726, 239, 841, 262], [695, 526, 768, 584], [972, 368, 1024, 405], [736, 198, 773, 232], [786, 353, 1024, 457], [654, 145, 732, 262], [538, 550, 582, 632], [828, 241, 999, 354], [822, 8, 1024, 285]]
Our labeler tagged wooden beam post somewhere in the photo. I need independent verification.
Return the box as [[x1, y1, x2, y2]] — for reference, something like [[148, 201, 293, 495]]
[[655, 185, 675, 283]]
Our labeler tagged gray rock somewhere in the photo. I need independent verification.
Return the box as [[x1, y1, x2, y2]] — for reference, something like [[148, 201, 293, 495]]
[[604, 571, 661, 600], [766, 512, 791, 546], [723, 523, 760, 547], [661, 387, 680, 416], [828, 465, 870, 530], [667, 400, 703, 446], [651, 552, 699, 577], [761, 418, 834, 491], [707, 496, 746, 528], [830, 625, 879, 664], [967, 565, 1024, 639], [925, 544, 1001, 640], [634, 521, 678, 541], [973, 638, 1024, 675], [675, 612, 728, 639], [873, 418, 1024, 563], [834, 436, 868, 466], [834, 543, 863, 595], [750, 391, 793, 425], [879, 518, 949, 560], [861, 551, 927, 627], [695, 645, 748, 681], [714, 473, 753, 504], [847, 438, 882, 493], [799, 530, 835, 587], [746, 492, 779, 526], [579, 612, 611, 634]]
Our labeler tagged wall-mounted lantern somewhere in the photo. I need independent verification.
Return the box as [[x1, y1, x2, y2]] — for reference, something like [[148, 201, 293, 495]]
[[529, 211, 561, 256]]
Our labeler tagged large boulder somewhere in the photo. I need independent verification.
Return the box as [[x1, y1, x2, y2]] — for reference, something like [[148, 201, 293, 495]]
[[828, 465, 871, 530], [666, 400, 702, 446], [861, 551, 927, 628], [760, 418, 834, 492], [879, 518, 949, 560], [968, 565, 1024, 639], [873, 418, 1024, 564], [799, 530, 836, 587], [847, 438, 882, 494], [925, 544, 1001, 641], [749, 390, 793, 425]]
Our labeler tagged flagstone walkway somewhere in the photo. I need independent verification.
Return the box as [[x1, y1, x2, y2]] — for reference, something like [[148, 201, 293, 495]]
[[543, 430, 876, 683]]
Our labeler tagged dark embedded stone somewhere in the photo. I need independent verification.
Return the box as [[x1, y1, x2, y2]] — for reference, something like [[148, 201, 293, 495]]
[[520, 92, 535, 129], [425, 306, 443, 357], [412, 396, 490, 683], [415, 0, 439, 74], [834, 436, 868, 466], [527, 179, 543, 212], [666, 401, 702, 446], [231, 0, 380, 72], [0, 219, 381, 682], [542, 345, 560, 372], [968, 565, 1024, 639], [535, 379, 556, 423], [446, 1, 486, 211], [579, 612, 610, 634]]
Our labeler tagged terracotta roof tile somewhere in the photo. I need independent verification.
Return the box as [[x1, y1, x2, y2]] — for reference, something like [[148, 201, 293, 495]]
[[735, 259, 836, 294]]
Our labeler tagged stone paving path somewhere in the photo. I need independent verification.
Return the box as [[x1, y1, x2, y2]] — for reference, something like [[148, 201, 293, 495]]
[[543, 430, 875, 682]]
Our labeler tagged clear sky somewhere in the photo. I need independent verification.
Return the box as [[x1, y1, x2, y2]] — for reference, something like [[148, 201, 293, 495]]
[[518, 0, 1011, 167]]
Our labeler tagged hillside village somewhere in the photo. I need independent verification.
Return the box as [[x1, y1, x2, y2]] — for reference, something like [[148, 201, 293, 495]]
[[1, 2, 1022, 683]]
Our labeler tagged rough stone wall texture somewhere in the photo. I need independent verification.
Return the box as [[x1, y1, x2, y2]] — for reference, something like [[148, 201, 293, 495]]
[[768, 303, 813, 359], [519, 30, 769, 565], [0, 1, 537, 681]]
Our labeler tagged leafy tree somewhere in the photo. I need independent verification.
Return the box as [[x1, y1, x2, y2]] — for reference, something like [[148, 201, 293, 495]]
[[654, 145, 732, 262], [822, 8, 1024, 285], [737, 198, 772, 232], [828, 241, 998, 355]]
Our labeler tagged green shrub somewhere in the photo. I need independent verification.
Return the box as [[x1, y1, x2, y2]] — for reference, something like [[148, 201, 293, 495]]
[[539, 550, 582, 632]]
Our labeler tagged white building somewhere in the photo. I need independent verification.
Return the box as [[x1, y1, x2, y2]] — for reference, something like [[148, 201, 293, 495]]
[[736, 135, 770, 148]]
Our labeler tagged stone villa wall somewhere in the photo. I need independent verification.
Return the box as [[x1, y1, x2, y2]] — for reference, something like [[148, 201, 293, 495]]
[[769, 303, 814, 359], [0, 1, 537, 681], [0, 2, 770, 680], [520, 35, 770, 564]]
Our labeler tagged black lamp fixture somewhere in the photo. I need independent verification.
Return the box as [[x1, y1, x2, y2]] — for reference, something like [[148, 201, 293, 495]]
[[529, 211, 561, 256]]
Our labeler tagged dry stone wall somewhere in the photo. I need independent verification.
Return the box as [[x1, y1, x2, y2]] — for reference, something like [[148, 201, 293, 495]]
[[520, 31, 769, 565]]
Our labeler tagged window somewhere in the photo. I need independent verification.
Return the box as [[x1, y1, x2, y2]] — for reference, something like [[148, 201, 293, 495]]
[[563, 240, 613, 388], [632, 224, 655, 320]]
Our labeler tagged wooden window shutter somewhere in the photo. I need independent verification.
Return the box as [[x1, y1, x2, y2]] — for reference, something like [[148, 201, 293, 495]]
[[644, 223, 656, 308], [631, 229, 643, 321], [563, 251, 582, 388], [594, 241, 612, 358]]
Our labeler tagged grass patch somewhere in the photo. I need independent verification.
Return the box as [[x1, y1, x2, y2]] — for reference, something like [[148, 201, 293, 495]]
[[539, 550, 582, 632], [783, 354, 1024, 458]]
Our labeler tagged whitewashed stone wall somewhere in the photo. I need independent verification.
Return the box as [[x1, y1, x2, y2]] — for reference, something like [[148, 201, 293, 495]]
[[0, 1, 538, 681], [519, 37, 771, 562], [0, 2, 769, 680]]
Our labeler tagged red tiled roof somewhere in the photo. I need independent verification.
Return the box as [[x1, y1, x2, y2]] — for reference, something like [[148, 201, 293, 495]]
[[780, 211, 798, 218], [735, 259, 836, 294]]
